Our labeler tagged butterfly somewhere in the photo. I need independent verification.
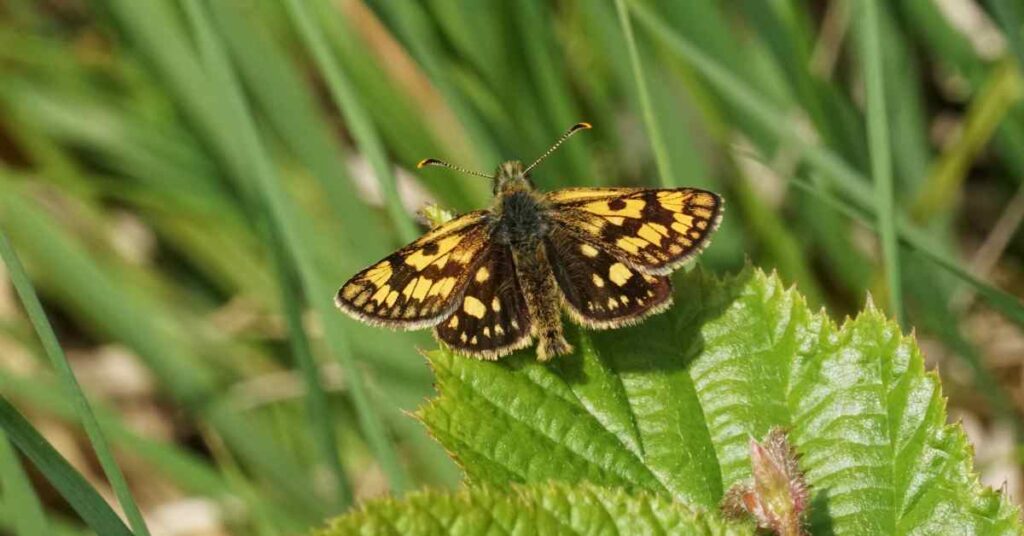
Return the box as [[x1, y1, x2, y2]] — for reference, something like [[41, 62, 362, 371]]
[[335, 123, 723, 361]]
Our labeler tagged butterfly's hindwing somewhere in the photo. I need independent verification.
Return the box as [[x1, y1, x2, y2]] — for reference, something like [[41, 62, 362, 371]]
[[335, 211, 491, 329], [546, 227, 672, 328], [545, 187, 722, 275], [434, 246, 532, 359]]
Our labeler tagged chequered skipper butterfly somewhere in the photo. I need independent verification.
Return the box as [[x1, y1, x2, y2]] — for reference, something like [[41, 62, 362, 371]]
[[336, 123, 723, 361]]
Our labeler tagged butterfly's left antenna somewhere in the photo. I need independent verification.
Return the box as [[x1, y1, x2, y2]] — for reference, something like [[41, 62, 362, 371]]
[[523, 122, 592, 174], [416, 158, 492, 179]]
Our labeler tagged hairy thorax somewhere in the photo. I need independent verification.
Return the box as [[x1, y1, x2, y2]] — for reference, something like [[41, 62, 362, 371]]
[[492, 188, 549, 249]]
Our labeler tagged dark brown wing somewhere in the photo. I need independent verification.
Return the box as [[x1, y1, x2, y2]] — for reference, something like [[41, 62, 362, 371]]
[[544, 187, 723, 275], [434, 245, 532, 359], [546, 226, 672, 329], [335, 211, 491, 329]]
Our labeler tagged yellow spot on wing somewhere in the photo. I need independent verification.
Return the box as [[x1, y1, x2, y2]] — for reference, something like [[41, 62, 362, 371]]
[[692, 192, 717, 207], [371, 284, 391, 304], [436, 277, 457, 297], [583, 198, 645, 218], [448, 316, 459, 328], [638, 223, 666, 246], [547, 188, 633, 203], [674, 213, 694, 227], [412, 277, 433, 301], [609, 263, 632, 286], [592, 274, 605, 287], [580, 243, 599, 258], [491, 297, 501, 312], [657, 191, 686, 210], [463, 296, 486, 319], [385, 291, 399, 307], [616, 236, 648, 253], [475, 266, 490, 282], [404, 235, 463, 270], [428, 277, 454, 297], [401, 279, 416, 298], [365, 262, 392, 285], [341, 284, 361, 300]]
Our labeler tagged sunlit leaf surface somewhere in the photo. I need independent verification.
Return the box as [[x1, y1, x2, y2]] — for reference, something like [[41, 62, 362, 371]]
[[415, 268, 1020, 535]]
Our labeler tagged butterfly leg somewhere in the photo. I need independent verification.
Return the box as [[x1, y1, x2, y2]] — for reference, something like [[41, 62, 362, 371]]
[[512, 245, 573, 361]]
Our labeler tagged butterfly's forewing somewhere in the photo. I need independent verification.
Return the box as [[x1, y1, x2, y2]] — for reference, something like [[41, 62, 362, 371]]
[[544, 187, 722, 275], [335, 211, 491, 329], [434, 245, 533, 359], [546, 226, 672, 328]]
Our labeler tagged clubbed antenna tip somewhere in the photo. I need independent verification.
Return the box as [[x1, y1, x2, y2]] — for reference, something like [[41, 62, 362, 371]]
[[524, 121, 594, 174]]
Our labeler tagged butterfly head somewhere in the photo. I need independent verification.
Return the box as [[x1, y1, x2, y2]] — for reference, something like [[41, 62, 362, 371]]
[[493, 160, 533, 195]]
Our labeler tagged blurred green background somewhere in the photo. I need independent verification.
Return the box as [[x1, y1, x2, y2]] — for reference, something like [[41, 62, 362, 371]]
[[0, 0, 1022, 534]]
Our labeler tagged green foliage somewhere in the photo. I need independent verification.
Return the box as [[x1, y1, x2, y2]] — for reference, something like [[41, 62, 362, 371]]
[[317, 482, 747, 536], [1, 1, 1023, 534], [321, 268, 1020, 535]]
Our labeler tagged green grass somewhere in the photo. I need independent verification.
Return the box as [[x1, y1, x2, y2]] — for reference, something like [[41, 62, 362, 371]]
[[860, 0, 905, 327], [0, 229, 149, 535], [0, 1, 1022, 533]]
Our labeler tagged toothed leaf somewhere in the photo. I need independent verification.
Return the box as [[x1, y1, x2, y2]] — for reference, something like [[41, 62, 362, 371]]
[[415, 268, 1020, 535]]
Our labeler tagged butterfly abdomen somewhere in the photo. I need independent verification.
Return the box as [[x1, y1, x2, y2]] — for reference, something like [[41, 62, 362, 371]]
[[510, 242, 572, 361]]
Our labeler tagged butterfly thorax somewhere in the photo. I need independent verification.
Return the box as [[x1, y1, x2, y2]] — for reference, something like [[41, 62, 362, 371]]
[[490, 160, 548, 249]]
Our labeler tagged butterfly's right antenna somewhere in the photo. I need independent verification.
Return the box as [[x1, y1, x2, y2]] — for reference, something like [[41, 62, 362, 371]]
[[524, 122, 592, 174], [416, 158, 493, 179]]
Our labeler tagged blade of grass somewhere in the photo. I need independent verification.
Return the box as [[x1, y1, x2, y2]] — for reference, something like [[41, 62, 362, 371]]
[[180, 0, 409, 493], [631, 1, 1024, 321], [0, 367, 307, 531], [912, 58, 1023, 222], [515, 0, 594, 185], [284, 0, 417, 244], [860, 0, 904, 326], [0, 432, 50, 536], [371, 0, 500, 168], [267, 219, 352, 509], [207, 0, 386, 259], [312, 0, 488, 208], [1, 181, 325, 524], [614, 0, 673, 187], [0, 230, 150, 536], [630, 1, 871, 204], [0, 396, 133, 536], [181, 2, 351, 509]]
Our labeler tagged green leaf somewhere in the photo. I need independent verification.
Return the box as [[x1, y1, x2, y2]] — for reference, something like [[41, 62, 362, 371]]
[[315, 482, 747, 536], [417, 268, 1020, 535]]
